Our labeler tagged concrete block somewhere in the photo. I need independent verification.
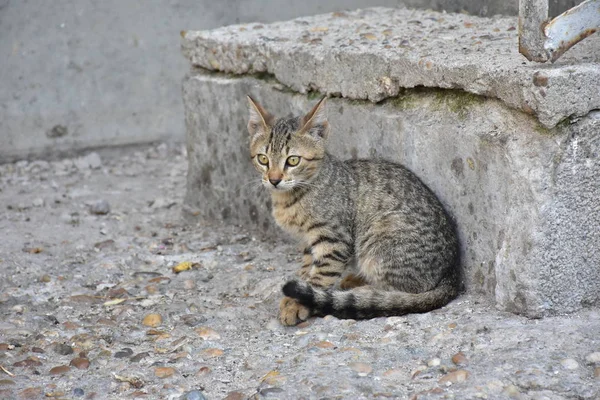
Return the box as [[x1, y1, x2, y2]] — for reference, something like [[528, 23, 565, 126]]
[[183, 72, 600, 317], [182, 7, 600, 129]]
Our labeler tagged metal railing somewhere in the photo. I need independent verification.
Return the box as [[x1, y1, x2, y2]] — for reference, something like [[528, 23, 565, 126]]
[[519, 0, 600, 62]]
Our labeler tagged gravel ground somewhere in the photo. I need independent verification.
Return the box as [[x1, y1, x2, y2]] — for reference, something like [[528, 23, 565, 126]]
[[0, 144, 599, 400]]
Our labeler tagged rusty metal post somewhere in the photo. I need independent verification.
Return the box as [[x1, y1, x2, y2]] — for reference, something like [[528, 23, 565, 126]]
[[519, 0, 600, 63], [519, 0, 550, 62]]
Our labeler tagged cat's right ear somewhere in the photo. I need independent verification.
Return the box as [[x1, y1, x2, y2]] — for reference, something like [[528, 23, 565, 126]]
[[246, 96, 273, 136]]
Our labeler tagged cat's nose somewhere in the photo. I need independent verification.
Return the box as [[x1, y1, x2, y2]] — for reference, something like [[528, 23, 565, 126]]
[[269, 177, 282, 187]]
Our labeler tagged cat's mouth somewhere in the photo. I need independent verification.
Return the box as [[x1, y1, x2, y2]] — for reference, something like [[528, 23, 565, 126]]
[[263, 180, 295, 192]]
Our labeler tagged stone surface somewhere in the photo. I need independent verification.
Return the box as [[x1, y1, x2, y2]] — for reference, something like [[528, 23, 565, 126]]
[[182, 72, 600, 316], [182, 7, 600, 129], [0, 143, 599, 398]]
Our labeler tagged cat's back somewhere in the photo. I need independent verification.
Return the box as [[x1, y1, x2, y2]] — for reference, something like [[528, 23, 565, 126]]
[[346, 158, 451, 225]]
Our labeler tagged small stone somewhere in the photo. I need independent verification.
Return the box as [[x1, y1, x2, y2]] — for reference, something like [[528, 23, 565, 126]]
[[202, 348, 224, 358], [195, 327, 221, 341], [87, 152, 102, 169], [0, 344, 9, 351], [13, 356, 43, 368], [560, 358, 579, 370], [154, 367, 175, 378], [32, 198, 44, 207], [427, 358, 441, 367], [585, 352, 600, 364], [39, 275, 51, 283], [503, 385, 520, 396], [223, 392, 244, 400], [439, 369, 469, 384], [382, 369, 404, 379], [312, 341, 335, 349], [452, 352, 468, 365], [46, 125, 68, 138], [53, 343, 74, 355], [18, 387, 43, 399], [594, 367, 600, 378], [180, 390, 207, 400], [349, 362, 372, 376], [49, 365, 70, 375], [90, 199, 110, 215], [183, 279, 196, 290], [142, 313, 162, 327], [73, 388, 85, 397], [70, 358, 90, 369], [130, 352, 150, 363], [0, 379, 15, 386], [114, 348, 134, 358]]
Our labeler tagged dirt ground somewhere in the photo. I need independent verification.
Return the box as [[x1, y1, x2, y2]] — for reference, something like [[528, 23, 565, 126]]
[[0, 143, 599, 400]]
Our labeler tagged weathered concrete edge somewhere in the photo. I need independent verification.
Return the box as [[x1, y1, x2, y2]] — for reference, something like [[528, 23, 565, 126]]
[[181, 31, 600, 129]]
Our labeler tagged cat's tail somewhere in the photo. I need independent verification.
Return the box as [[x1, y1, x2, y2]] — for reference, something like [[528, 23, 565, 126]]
[[282, 276, 458, 320]]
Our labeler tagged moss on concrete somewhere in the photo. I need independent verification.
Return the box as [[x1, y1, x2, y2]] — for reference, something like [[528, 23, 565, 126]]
[[433, 90, 485, 120]]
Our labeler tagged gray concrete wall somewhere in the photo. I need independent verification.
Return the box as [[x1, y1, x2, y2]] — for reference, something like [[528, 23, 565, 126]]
[[0, 0, 580, 162]]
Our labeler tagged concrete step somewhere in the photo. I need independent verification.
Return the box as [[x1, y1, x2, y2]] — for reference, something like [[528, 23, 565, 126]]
[[182, 7, 600, 129], [181, 8, 600, 317]]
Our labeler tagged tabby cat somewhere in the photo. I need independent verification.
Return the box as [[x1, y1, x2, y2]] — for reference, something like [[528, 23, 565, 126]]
[[247, 96, 460, 326]]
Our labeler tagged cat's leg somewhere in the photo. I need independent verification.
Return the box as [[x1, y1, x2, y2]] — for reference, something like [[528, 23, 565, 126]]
[[305, 240, 353, 289], [296, 246, 313, 280], [281, 242, 351, 325]]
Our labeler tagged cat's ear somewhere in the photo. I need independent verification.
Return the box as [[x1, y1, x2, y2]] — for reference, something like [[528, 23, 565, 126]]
[[246, 95, 273, 136], [300, 96, 329, 139]]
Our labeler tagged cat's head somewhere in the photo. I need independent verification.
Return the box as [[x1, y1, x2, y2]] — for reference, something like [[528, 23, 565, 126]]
[[246, 96, 330, 192]]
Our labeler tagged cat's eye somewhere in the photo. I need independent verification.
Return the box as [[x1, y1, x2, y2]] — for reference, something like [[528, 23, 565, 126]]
[[286, 156, 301, 167], [257, 154, 269, 166]]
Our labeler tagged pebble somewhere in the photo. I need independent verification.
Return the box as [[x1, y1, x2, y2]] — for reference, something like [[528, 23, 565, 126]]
[[223, 392, 244, 400], [427, 358, 441, 367], [53, 343, 74, 355], [90, 199, 111, 215], [183, 279, 196, 290], [75, 152, 102, 170], [142, 313, 162, 327], [349, 362, 373, 376], [180, 390, 207, 400], [594, 367, 600, 378], [503, 385, 520, 396], [439, 369, 469, 384], [202, 348, 224, 357], [73, 388, 85, 397], [585, 352, 600, 364], [130, 352, 150, 363], [49, 365, 70, 375], [70, 358, 90, 369], [114, 348, 134, 358], [155, 367, 175, 378], [32, 198, 44, 207], [18, 387, 43, 399], [195, 327, 221, 340], [560, 358, 579, 370], [452, 352, 468, 365]]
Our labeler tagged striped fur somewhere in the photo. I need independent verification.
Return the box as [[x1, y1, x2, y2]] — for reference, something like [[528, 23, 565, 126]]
[[247, 96, 460, 325]]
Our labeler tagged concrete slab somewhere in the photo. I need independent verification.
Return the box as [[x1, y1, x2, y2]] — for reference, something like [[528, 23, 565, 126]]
[[182, 72, 600, 317], [182, 7, 600, 128]]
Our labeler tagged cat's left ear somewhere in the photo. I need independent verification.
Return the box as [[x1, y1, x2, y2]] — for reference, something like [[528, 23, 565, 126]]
[[246, 95, 274, 137], [300, 96, 329, 140]]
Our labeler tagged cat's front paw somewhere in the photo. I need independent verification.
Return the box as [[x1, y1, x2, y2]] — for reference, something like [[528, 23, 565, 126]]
[[279, 296, 311, 326]]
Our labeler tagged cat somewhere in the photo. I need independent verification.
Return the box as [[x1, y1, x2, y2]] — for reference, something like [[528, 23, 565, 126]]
[[246, 95, 460, 326]]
